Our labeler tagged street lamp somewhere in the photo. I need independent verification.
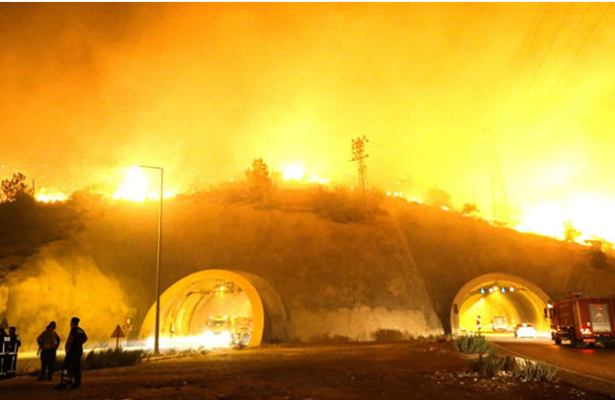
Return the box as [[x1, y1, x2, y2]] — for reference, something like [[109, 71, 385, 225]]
[[138, 165, 163, 354]]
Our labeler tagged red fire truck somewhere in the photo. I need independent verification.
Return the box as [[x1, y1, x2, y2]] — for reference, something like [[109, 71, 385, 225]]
[[547, 297, 615, 348]]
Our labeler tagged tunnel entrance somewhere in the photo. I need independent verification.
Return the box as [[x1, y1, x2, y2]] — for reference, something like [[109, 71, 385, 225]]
[[139, 269, 288, 349], [450, 273, 551, 336]]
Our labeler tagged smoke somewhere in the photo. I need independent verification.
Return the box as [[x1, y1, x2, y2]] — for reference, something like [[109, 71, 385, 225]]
[[0, 243, 129, 350], [1, 4, 615, 218]]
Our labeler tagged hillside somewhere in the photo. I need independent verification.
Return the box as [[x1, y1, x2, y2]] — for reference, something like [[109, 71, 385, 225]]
[[1, 186, 613, 348]]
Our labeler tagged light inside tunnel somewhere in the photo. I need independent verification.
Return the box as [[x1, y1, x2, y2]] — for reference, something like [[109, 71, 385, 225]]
[[455, 277, 549, 335], [141, 274, 257, 350]]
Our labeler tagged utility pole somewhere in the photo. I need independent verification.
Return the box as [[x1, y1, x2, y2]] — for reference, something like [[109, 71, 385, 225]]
[[350, 136, 369, 207], [138, 165, 163, 354]]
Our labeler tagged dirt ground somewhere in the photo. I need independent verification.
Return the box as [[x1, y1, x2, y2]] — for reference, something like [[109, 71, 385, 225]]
[[1, 341, 613, 400]]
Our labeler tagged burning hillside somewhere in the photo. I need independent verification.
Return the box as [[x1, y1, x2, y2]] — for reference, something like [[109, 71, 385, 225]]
[[2, 3, 615, 247], [1, 177, 613, 349]]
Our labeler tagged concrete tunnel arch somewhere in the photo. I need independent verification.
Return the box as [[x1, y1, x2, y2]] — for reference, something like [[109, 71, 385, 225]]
[[139, 269, 288, 347], [450, 273, 551, 335]]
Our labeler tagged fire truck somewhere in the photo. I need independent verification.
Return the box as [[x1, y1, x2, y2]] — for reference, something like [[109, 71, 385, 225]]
[[204, 316, 253, 347], [231, 317, 252, 346], [547, 297, 615, 348]]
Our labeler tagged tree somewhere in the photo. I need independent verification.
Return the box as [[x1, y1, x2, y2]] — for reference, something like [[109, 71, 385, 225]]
[[1, 172, 31, 203], [563, 220, 581, 243], [244, 158, 272, 201], [425, 188, 452, 209], [461, 203, 479, 216]]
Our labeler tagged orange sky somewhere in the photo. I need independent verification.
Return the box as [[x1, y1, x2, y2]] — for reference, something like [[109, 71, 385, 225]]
[[1, 3, 614, 240]]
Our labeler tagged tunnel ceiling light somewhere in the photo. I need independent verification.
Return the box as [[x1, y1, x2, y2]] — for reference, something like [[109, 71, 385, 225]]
[[488, 287, 494, 293], [509, 286, 515, 293]]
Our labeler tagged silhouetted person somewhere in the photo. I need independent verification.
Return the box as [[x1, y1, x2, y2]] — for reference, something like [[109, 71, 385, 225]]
[[5, 327, 21, 378], [0, 327, 7, 380], [55, 317, 87, 390], [37, 321, 61, 381]]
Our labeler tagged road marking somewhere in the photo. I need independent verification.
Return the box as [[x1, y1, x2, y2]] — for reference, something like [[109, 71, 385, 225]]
[[491, 342, 615, 388]]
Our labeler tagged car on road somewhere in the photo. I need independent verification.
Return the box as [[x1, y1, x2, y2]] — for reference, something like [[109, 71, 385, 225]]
[[514, 323, 537, 338]]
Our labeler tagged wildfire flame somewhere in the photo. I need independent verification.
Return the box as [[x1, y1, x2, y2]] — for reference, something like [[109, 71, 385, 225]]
[[26, 165, 615, 247], [280, 163, 329, 185], [35, 190, 68, 203], [113, 166, 152, 202], [385, 191, 614, 246], [281, 163, 305, 181], [516, 194, 615, 245], [112, 166, 178, 202]]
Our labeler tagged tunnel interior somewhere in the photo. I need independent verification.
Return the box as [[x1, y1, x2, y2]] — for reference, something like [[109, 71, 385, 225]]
[[451, 274, 550, 335], [140, 269, 280, 349]]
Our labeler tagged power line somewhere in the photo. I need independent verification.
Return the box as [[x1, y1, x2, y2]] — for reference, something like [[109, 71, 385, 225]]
[[519, 3, 574, 102], [519, 3, 550, 72], [497, 3, 551, 128], [533, 2, 612, 117], [539, 3, 593, 92], [493, 3, 545, 121]]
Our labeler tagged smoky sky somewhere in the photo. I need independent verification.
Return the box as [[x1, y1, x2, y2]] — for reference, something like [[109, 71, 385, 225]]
[[1, 3, 615, 218]]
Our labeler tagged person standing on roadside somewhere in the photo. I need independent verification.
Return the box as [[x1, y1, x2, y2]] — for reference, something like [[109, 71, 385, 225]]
[[6, 327, 21, 378], [0, 327, 7, 379], [55, 317, 87, 390], [37, 321, 61, 381]]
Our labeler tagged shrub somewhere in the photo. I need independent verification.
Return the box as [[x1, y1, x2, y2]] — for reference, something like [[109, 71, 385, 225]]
[[433, 334, 451, 342], [472, 354, 507, 376], [471, 355, 557, 382], [371, 329, 406, 342], [512, 359, 557, 382], [82, 349, 147, 370], [453, 334, 492, 354], [307, 334, 352, 344]]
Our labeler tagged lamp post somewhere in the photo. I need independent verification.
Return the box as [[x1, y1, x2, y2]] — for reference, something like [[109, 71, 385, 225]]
[[139, 165, 163, 354]]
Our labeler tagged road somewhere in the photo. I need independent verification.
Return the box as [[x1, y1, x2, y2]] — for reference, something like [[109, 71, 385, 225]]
[[488, 335, 615, 390], [3, 341, 611, 400]]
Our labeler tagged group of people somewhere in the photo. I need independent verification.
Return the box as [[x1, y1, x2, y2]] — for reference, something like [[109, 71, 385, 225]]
[[39, 317, 88, 390], [0, 317, 88, 390]]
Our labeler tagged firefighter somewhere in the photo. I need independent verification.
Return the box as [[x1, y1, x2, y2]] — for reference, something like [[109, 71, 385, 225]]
[[37, 321, 61, 381], [5, 327, 21, 378], [55, 317, 87, 390], [0, 327, 6, 380]]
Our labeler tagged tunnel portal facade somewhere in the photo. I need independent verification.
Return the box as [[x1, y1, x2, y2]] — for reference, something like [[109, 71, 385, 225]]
[[450, 273, 551, 335], [139, 269, 288, 348]]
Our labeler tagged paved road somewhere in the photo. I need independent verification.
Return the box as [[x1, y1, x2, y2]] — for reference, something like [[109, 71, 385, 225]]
[[489, 336, 615, 384]]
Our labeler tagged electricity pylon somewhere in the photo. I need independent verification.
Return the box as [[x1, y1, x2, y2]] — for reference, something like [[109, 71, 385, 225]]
[[350, 136, 369, 206]]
